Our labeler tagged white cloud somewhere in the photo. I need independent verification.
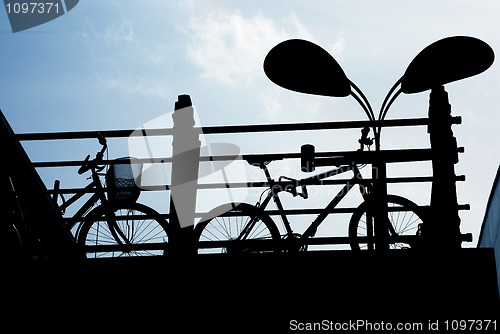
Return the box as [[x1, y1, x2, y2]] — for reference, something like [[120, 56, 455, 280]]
[[95, 71, 170, 100], [328, 31, 346, 58], [147, 50, 166, 66], [258, 90, 323, 123], [103, 18, 136, 45], [183, 8, 350, 124], [185, 9, 314, 86], [259, 91, 283, 120], [76, 11, 173, 100]]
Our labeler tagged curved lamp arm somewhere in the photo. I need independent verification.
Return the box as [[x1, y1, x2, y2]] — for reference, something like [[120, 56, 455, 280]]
[[375, 36, 494, 151], [350, 80, 375, 122]]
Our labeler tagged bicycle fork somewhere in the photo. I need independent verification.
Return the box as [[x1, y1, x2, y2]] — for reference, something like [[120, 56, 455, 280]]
[[362, 201, 403, 250], [104, 210, 133, 252]]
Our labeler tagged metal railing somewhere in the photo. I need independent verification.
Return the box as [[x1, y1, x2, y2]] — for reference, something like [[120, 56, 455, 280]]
[[7, 112, 471, 250]]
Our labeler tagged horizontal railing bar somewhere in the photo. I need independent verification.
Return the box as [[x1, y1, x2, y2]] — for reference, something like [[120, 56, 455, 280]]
[[196, 232, 473, 249], [32, 146, 460, 168], [81, 231, 473, 252], [196, 237, 345, 249], [249, 204, 470, 217], [63, 203, 470, 224], [44, 175, 462, 194], [32, 158, 167, 168], [10, 117, 461, 141], [200, 117, 458, 134], [13, 129, 139, 141], [195, 175, 465, 189], [47, 174, 466, 195], [83, 243, 168, 252], [315, 147, 464, 166]]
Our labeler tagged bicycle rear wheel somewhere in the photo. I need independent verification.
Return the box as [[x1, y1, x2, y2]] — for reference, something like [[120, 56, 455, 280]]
[[77, 202, 170, 258], [349, 195, 425, 250], [194, 202, 280, 254]]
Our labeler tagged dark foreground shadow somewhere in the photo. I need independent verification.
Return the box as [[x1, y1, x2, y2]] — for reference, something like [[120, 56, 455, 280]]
[[3, 248, 498, 332]]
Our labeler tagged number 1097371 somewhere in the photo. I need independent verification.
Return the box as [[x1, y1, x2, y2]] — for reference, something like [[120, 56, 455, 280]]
[[5, 2, 60, 14]]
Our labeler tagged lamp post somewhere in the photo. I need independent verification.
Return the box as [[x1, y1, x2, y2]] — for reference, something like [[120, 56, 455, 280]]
[[263, 36, 494, 250], [264, 39, 389, 250]]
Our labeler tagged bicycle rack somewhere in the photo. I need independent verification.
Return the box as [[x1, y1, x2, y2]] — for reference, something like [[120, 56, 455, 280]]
[[2, 92, 473, 254]]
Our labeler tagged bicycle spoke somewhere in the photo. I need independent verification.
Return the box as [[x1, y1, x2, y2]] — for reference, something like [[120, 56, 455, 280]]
[[79, 204, 169, 258], [350, 195, 425, 250], [196, 203, 279, 254]]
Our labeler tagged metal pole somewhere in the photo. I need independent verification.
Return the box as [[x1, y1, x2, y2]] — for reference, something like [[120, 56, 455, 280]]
[[169, 94, 201, 256], [372, 160, 389, 251]]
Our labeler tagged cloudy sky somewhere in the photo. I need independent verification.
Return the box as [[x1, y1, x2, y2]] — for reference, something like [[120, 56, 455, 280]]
[[1, 0, 499, 247]]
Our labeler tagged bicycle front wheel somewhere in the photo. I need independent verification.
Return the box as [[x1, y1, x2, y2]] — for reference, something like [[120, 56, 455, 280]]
[[77, 202, 170, 258], [349, 195, 425, 250], [194, 202, 281, 254]]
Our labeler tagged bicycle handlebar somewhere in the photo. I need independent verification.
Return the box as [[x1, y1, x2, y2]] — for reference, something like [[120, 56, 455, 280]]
[[78, 155, 91, 175], [77, 134, 108, 175], [97, 132, 107, 146]]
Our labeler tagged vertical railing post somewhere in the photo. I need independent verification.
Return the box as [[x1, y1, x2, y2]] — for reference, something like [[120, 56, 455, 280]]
[[425, 86, 462, 249], [169, 94, 201, 256]]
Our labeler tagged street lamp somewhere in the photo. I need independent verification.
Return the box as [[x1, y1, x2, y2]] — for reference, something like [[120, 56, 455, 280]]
[[263, 36, 494, 249], [263, 38, 376, 130]]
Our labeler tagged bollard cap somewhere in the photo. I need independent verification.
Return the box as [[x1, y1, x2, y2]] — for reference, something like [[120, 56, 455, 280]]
[[175, 94, 192, 110]]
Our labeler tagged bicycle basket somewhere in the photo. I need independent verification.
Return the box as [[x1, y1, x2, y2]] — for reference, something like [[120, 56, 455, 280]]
[[106, 157, 142, 204]]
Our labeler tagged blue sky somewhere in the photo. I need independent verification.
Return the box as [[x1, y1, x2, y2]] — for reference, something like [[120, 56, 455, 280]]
[[1, 0, 500, 247]]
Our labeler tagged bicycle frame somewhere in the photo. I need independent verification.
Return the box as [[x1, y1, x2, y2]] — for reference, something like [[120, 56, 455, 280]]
[[74, 181, 135, 249], [254, 159, 368, 241], [58, 178, 104, 231], [54, 138, 133, 247]]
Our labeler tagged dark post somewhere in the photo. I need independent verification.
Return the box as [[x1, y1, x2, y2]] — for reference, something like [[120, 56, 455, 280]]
[[372, 160, 389, 251], [425, 86, 462, 249], [169, 94, 201, 256]]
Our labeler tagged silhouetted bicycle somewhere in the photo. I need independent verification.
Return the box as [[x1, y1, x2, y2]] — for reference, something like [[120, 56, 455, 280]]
[[194, 128, 426, 253], [0, 176, 30, 258], [53, 133, 170, 258]]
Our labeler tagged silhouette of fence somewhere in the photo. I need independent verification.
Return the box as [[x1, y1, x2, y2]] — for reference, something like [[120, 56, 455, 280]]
[[6, 105, 473, 251]]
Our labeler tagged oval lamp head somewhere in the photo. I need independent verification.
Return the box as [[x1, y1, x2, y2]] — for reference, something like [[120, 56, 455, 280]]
[[401, 36, 495, 94], [263, 39, 351, 97]]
